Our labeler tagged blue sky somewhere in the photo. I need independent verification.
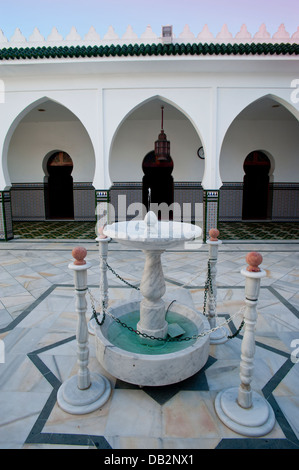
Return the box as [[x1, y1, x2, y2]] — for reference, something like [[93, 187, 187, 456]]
[[0, 0, 298, 40]]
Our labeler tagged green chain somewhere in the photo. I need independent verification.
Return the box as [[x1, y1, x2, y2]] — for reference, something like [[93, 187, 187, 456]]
[[90, 259, 245, 341], [105, 261, 140, 290]]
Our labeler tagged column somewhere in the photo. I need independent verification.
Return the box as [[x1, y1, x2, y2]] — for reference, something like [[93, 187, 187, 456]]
[[57, 246, 111, 414], [215, 252, 275, 436], [95, 189, 110, 227], [206, 228, 228, 344], [137, 250, 168, 344], [0, 190, 13, 241], [88, 229, 111, 335], [203, 190, 219, 242]]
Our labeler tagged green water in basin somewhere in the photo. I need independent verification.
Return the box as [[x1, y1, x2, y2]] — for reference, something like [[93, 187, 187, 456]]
[[107, 310, 198, 355]]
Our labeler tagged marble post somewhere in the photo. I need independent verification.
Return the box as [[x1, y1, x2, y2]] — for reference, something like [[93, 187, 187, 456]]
[[206, 228, 228, 344], [88, 228, 111, 335], [57, 246, 111, 415], [215, 252, 275, 436], [137, 249, 168, 343]]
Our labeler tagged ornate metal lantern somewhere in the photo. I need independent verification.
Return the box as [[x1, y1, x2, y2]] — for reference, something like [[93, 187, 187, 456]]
[[155, 106, 171, 162]]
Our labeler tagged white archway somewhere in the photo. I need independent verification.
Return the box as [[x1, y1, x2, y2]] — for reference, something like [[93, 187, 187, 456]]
[[218, 94, 299, 221], [4, 97, 96, 186], [219, 94, 299, 183], [109, 95, 205, 184], [1, 96, 97, 188]]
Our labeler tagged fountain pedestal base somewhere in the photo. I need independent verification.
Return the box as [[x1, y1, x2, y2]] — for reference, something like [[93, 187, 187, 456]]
[[137, 298, 168, 343], [95, 300, 210, 387]]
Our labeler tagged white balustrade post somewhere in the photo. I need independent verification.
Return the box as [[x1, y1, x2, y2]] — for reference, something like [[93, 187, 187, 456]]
[[88, 228, 111, 335], [206, 228, 228, 344], [57, 246, 111, 415], [215, 252, 275, 436]]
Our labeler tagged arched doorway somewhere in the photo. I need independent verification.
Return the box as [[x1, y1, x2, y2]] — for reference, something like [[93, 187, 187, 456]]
[[142, 107, 174, 220], [242, 151, 271, 220], [108, 97, 203, 222], [142, 150, 174, 218], [45, 151, 74, 219]]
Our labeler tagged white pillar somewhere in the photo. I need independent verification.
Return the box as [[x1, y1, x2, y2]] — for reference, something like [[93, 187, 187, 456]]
[[206, 228, 228, 344], [57, 246, 111, 415], [215, 252, 275, 436], [88, 229, 111, 335], [137, 250, 168, 343]]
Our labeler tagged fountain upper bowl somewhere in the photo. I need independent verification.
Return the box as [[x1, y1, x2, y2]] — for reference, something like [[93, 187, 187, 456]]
[[103, 212, 201, 250]]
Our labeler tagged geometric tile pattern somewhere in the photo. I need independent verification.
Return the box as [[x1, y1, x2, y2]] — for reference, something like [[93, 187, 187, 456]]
[[13, 221, 96, 240], [12, 221, 299, 241], [218, 222, 299, 240], [4, 282, 299, 450], [0, 241, 299, 450]]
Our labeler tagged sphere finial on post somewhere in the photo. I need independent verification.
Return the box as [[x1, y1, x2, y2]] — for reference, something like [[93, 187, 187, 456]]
[[246, 251, 263, 272], [57, 246, 111, 414], [215, 251, 275, 436], [209, 228, 219, 241], [72, 246, 87, 265]]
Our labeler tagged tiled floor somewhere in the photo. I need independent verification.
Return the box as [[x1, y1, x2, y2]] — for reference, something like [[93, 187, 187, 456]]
[[218, 222, 299, 241], [13, 221, 96, 240], [0, 237, 298, 450], [12, 221, 299, 241]]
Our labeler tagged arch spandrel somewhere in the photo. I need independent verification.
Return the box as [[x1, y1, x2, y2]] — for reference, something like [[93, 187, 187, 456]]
[[1, 96, 96, 188], [107, 94, 206, 187]]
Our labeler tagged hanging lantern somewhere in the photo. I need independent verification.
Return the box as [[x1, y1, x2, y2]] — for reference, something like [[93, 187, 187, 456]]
[[155, 106, 170, 161]]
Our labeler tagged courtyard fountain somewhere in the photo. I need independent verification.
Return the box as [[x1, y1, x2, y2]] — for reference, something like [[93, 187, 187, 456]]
[[94, 211, 210, 387], [57, 218, 276, 437]]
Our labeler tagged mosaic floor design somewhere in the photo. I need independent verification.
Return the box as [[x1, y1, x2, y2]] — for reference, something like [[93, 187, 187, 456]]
[[13, 221, 96, 240], [0, 243, 298, 450], [1, 282, 299, 449], [218, 222, 299, 241], [12, 221, 299, 241]]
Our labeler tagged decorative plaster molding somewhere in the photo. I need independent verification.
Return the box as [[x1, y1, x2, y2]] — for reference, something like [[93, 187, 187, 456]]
[[10, 27, 27, 44], [292, 26, 299, 39], [140, 25, 158, 41], [0, 23, 298, 48], [122, 25, 138, 41], [84, 26, 101, 42], [47, 26, 64, 43], [103, 25, 119, 41], [216, 24, 233, 42]]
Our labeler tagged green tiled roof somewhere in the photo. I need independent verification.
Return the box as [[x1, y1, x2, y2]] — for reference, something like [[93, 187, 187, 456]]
[[0, 42, 298, 61]]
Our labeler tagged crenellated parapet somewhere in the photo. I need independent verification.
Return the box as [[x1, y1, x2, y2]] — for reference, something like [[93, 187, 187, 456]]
[[0, 23, 298, 48]]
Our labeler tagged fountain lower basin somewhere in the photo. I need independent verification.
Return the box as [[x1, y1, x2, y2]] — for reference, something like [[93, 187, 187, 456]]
[[95, 300, 210, 387], [95, 211, 209, 386]]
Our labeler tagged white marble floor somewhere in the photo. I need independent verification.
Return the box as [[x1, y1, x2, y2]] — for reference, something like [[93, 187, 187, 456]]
[[0, 238, 298, 450]]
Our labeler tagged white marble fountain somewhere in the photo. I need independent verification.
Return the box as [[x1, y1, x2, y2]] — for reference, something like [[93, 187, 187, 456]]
[[94, 212, 210, 387]]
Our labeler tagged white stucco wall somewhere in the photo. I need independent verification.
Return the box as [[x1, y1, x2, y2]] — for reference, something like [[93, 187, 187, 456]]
[[7, 120, 95, 183], [0, 84, 100, 189], [110, 118, 203, 183], [102, 85, 212, 188], [220, 119, 299, 182], [0, 54, 298, 192]]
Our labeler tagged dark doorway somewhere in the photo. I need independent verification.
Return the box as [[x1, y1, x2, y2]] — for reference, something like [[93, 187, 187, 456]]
[[46, 152, 74, 219], [242, 151, 271, 220], [142, 150, 174, 220]]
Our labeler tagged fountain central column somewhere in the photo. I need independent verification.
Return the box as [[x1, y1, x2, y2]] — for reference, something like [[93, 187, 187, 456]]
[[137, 249, 168, 341]]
